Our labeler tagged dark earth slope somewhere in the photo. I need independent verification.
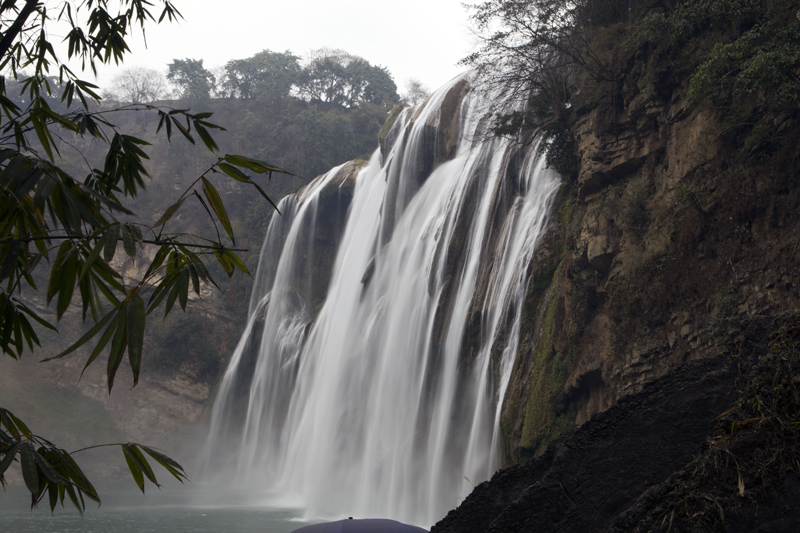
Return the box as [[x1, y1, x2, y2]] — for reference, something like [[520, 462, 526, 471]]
[[434, 316, 800, 531]]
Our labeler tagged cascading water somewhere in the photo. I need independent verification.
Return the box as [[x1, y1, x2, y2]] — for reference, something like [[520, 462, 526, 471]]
[[199, 74, 561, 527]]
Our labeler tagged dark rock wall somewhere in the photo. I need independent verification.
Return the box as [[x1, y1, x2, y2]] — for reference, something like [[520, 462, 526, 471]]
[[433, 355, 739, 532], [501, 65, 800, 463]]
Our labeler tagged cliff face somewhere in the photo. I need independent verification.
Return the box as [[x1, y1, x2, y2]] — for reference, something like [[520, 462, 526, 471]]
[[501, 58, 800, 462]]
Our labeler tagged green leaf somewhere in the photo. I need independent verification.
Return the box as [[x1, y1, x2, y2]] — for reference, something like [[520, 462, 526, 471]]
[[121, 224, 136, 259], [223, 250, 250, 276], [103, 225, 120, 262], [170, 116, 195, 144], [154, 197, 187, 227], [248, 179, 282, 214], [224, 154, 292, 176], [78, 237, 105, 282], [121, 444, 145, 493], [140, 445, 187, 483], [129, 444, 158, 486], [218, 162, 251, 183], [201, 177, 234, 244], [56, 247, 79, 320], [1, 410, 20, 439], [81, 308, 123, 378], [32, 447, 63, 484], [0, 442, 21, 477], [64, 485, 82, 513], [188, 265, 200, 295], [107, 302, 128, 393], [194, 122, 218, 152], [165, 283, 180, 317], [6, 411, 32, 440], [46, 241, 71, 306], [48, 481, 58, 512], [215, 250, 234, 277], [126, 293, 145, 386], [128, 224, 143, 246], [0, 240, 21, 283], [178, 268, 189, 311], [20, 443, 40, 496], [43, 306, 115, 361]]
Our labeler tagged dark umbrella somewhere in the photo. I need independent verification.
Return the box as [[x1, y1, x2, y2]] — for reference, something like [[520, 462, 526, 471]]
[[291, 517, 429, 533]]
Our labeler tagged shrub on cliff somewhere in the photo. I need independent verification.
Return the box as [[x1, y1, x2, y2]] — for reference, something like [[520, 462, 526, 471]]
[[633, 0, 800, 160], [462, 0, 631, 179]]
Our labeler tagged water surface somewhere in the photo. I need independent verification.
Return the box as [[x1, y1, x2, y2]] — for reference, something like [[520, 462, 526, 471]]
[[1, 485, 313, 533]]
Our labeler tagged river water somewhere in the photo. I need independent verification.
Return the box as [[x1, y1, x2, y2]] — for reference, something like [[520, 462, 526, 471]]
[[0, 485, 315, 533]]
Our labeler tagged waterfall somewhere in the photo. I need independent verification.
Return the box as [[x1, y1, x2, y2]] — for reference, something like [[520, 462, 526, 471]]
[[199, 74, 561, 527]]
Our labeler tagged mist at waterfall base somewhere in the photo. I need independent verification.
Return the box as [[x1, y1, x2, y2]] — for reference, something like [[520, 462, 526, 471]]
[[0, 483, 312, 532], [198, 73, 561, 529]]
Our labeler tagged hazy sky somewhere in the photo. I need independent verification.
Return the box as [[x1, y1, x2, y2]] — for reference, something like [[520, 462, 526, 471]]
[[80, 1, 477, 95]]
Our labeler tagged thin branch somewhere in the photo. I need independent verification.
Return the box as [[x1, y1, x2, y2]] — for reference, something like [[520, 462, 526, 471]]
[[0, 234, 248, 252], [0, 0, 38, 60]]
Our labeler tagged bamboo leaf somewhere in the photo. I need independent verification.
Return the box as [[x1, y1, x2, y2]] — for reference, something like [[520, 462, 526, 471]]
[[121, 224, 136, 259], [129, 444, 158, 486], [6, 411, 32, 440], [103, 225, 120, 262], [32, 447, 63, 484], [0, 442, 20, 477], [126, 293, 145, 386], [165, 283, 180, 317], [178, 268, 189, 311], [48, 481, 58, 512], [11, 298, 58, 331], [224, 154, 293, 176], [46, 241, 71, 305], [249, 180, 282, 214], [170, 116, 194, 144], [107, 303, 128, 393], [79, 237, 105, 282], [194, 122, 218, 152], [188, 265, 200, 295], [223, 250, 250, 276], [64, 485, 81, 513], [0, 240, 20, 283], [20, 443, 40, 496], [140, 445, 187, 483], [217, 162, 251, 183], [56, 248, 79, 320], [154, 197, 187, 227], [121, 444, 145, 493], [128, 224, 143, 246], [215, 250, 234, 277], [81, 308, 123, 378], [201, 177, 234, 244], [43, 306, 115, 361]]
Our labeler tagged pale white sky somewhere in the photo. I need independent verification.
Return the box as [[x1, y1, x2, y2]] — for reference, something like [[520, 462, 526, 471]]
[[74, 1, 478, 95]]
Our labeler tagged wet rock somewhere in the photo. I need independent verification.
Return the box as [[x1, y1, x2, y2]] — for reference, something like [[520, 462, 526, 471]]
[[586, 233, 617, 274], [432, 356, 739, 533]]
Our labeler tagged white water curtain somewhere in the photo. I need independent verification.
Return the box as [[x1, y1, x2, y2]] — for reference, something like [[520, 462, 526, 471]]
[[199, 74, 561, 527]]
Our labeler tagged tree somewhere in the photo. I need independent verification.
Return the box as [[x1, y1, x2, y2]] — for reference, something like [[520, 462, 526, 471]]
[[296, 48, 399, 109], [106, 66, 169, 103], [222, 49, 301, 103], [402, 78, 431, 106], [0, 0, 290, 511], [167, 58, 216, 100], [462, 0, 628, 178]]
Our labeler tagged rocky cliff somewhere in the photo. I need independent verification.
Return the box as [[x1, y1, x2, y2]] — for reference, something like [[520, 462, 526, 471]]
[[434, 2, 800, 529], [500, 60, 800, 464]]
